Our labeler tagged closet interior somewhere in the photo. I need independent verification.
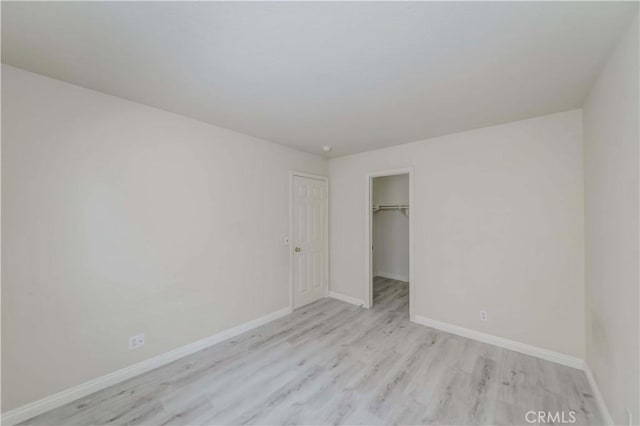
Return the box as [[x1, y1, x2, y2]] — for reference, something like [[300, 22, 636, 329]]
[[371, 174, 410, 309]]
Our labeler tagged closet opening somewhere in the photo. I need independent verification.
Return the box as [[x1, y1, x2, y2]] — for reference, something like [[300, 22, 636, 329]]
[[365, 168, 414, 320]]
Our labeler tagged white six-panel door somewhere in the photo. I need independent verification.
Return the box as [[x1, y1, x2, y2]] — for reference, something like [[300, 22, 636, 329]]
[[292, 174, 328, 309]]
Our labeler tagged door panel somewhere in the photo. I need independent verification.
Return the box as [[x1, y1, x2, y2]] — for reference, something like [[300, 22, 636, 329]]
[[292, 175, 327, 309]]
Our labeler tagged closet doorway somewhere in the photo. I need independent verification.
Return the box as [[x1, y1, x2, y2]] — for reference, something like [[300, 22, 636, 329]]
[[365, 168, 414, 319]]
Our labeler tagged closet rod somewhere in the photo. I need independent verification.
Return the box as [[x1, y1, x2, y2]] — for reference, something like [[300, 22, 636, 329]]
[[371, 203, 409, 212]]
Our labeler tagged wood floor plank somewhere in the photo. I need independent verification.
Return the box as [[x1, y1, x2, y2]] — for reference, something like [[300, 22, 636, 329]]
[[20, 278, 602, 425]]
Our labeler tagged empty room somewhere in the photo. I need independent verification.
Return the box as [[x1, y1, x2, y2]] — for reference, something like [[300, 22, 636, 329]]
[[1, 2, 638, 426]]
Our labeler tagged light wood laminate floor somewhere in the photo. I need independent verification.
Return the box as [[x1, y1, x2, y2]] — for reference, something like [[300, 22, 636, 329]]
[[22, 278, 601, 425]]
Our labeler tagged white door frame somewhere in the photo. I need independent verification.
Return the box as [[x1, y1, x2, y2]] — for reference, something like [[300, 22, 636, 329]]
[[289, 170, 330, 310], [365, 167, 414, 320]]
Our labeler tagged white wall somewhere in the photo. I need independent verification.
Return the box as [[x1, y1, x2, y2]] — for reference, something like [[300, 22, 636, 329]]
[[372, 174, 409, 206], [582, 15, 639, 425], [330, 110, 585, 358], [372, 175, 409, 281], [0, 65, 328, 412]]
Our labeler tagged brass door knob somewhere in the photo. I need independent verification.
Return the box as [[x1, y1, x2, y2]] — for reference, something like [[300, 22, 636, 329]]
[[294, 247, 301, 252]]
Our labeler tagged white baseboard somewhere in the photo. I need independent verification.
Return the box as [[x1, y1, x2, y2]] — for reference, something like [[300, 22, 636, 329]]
[[583, 362, 614, 425], [374, 271, 409, 282], [328, 291, 365, 307], [412, 315, 584, 370], [1, 306, 293, 426]]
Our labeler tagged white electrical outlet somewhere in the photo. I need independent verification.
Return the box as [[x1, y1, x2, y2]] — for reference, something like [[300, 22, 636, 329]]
[[129, 333, 145, 350], [480, 310, 488, 321]]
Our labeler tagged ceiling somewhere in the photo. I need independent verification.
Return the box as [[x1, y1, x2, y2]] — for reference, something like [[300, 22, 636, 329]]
[[2, 2, 637, 157]]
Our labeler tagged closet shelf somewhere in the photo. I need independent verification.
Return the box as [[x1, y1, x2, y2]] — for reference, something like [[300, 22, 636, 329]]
[[372, 203, 410, 215]]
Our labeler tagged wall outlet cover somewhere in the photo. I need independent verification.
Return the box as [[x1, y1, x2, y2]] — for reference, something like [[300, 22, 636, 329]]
[[129, 333, 145, 350]]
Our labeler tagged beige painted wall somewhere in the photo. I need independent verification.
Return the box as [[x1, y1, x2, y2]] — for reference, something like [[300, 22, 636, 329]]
[[583, 15, 639, 425], [1, 65, 328, 411], [330, 110, 585, 358]]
